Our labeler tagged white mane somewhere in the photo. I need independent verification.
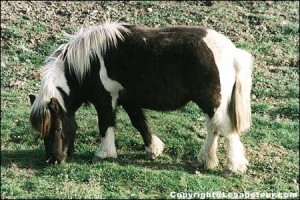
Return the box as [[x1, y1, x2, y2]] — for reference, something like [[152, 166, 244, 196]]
[[56, 21, 131, 82]]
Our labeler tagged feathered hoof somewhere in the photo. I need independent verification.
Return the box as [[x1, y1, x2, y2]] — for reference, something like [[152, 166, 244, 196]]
[[92, 156, 103, 163], [196, 154, 219, 169], [222, 168, 237, 177], [146, 151, 161, 160], [222, 165, 248, 177], [191, 160, 204, 168], [145, 135, 164, 159]]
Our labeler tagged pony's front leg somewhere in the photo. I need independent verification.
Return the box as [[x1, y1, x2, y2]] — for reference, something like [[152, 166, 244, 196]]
[[122, 104, 164, 159], [93, 98, 117, 161]]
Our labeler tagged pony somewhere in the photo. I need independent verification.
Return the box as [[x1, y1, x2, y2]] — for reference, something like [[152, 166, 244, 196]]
[[29, 21, 252, 175]]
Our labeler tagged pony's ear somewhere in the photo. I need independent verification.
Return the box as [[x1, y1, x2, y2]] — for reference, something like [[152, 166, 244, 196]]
[[48, 97, 61, 115], [29, 94, 36, 105]]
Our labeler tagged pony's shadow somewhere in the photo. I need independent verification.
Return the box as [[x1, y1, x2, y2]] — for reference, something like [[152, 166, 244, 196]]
[[1, 148, 47, 170], [70, 149, 223, 176], [116, 153, 222, 176], [1, 148, 222, 176]]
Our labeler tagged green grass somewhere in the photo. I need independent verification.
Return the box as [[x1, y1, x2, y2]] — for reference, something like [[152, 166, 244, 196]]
[[1, 1, 299, 199]]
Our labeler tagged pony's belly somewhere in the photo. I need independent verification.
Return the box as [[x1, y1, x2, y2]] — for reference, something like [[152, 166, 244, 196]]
[[119, 90, 190, 111], [139, 100, 190, 111]]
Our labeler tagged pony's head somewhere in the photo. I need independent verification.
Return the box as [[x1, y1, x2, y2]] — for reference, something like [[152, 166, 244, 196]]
[[29, 95, 77, 164], [28, 22, 130, 164]]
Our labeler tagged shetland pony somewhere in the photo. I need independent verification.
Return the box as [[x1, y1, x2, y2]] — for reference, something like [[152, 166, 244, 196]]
[[29, 22, 252, 175]]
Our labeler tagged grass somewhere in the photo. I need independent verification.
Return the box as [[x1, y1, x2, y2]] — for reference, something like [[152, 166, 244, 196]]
[[1, 1, 299, 199]]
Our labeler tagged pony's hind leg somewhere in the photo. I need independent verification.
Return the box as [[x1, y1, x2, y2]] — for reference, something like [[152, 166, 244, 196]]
[[93, 95, 118, 161], [224, 133, 248, 176], [122, 104, 164, 159], [209, 107, 248, 175], [197, 115, 219, 169]]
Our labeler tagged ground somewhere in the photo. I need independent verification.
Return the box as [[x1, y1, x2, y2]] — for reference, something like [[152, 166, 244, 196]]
[[1, 1, 299, 199]]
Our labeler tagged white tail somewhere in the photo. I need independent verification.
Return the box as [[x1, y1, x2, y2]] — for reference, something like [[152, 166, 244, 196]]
[[230, 48, 253, 134]]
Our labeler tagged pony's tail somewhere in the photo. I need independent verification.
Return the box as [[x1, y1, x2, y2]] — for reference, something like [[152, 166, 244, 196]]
[[230, 48, 253, 134]]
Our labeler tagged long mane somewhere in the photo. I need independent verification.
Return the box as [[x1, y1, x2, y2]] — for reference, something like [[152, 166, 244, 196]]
[[29, 21, 131, 137]]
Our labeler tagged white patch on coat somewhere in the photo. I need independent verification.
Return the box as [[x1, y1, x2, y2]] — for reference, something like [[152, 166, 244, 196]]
[[202, 29, 236, 136], [94, 127, 117, 158], [99, 55, 124, 109], [142, 37, 147, 44]]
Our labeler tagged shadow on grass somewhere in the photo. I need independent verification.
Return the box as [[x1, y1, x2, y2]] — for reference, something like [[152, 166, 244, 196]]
[[117, 153, 223, 176], [1, 148, 223, 177], [1, 148, 47, 170], [69, 150, 223, 177]]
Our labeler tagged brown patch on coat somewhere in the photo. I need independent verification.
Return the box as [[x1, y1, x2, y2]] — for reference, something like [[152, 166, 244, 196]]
[[106, 25, 221, 118]]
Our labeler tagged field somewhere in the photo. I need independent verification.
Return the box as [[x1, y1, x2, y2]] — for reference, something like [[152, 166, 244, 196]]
[[1, 1, 299, 199]]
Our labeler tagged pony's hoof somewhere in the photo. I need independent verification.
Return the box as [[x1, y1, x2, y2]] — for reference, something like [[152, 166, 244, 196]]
[[146, 152, 156, 159], [192, 160, 204, 168], [145, 135, 164, 159], [224, 159, 248, 176], [92, 156, 102, 163], [145, 147, 164, 159], [222, 168, 237, 177], [222, 166, 247, 177], [195, 156, 219, 169], [146, 151, 162, 159]]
